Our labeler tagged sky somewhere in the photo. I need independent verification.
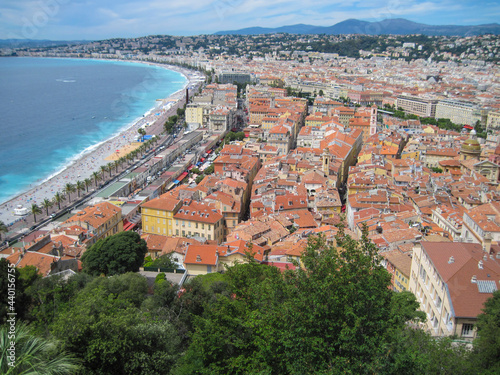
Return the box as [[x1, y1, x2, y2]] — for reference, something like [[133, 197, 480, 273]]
[[1, 0, 499, 41]]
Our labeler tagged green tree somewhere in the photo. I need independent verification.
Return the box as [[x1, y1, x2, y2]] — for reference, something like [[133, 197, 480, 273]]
[[63, 183, 75, 203], [92, 171, 101, 187], [84, 177, 92, 193], [52, 192, 64, 210], [0, 322, 81, 375], [81, 231, 148, 276], [31, 204, 42, 223], [0, 260, 40, 324], [75, 180, 85, 198], [41, 198, 53, 216], [471, 290, 500, 373], [50, 273, 182, 375], [177, 226, 413, 374], [0, 221, 8, 242], [203, 165, 214, 175], [195, 175, 205, 184]]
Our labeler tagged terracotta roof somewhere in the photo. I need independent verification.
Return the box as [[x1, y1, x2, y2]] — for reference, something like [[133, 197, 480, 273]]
[[421, 242, 500, 318]]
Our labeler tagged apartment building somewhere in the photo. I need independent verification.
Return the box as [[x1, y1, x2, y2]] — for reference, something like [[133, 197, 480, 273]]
[[409, 241, 500, 339], [396, 95, 438, 118], [173, 199, 225, 243], [141, 196, 182, 236], [435, 99, 481, 126], [62, 202, 123, 246]]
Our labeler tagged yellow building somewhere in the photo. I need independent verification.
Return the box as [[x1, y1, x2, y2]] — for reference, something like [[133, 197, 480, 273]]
[[173, 199, 225, 243], [141, 196, 182, 236], [382, 250, 412, 292], [185, 104, 204, 127]]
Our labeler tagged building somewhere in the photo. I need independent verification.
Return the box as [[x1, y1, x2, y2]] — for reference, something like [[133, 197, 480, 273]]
[[409, 241, 500, 339], [173, 199, 225, 243], [396, 95, 438, 118], [141, 196, 182, 236], [62, 202, 123, 246], [435, 99, 481, 126]]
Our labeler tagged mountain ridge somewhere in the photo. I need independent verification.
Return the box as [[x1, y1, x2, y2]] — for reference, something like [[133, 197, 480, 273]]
[[215, 18, 500, 36]]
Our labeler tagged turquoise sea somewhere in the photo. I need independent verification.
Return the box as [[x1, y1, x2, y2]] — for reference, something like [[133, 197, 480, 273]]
[[0, 57, 186, 204]]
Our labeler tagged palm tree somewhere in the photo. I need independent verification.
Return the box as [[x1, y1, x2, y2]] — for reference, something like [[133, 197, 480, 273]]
[[0, 322, 81, 374], [53, 192, 64, 210], [41, 198, 53, 216], [106, 162, 113, 177], [92, 171, 101, 187], [114, 160, 120, 173], [31, 204, 42, 223], [84, 177, 92, 192], [100, 165, 108, 180], [75, 180, 85, 198], [63, 183, 75, 203], [0, 221, 8, 242]]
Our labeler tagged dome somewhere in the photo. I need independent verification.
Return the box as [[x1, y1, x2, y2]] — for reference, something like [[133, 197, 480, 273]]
[[461, 131, 481, 156]]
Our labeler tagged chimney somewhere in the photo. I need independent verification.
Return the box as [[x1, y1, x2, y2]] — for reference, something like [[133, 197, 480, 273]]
[[478, 260, 484, 269], [471, 275, 477, 283], [483, 232, 492, 254], [448, 256, 455, 264]]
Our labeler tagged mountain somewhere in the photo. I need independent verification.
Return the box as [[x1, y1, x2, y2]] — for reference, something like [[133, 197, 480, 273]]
[[0, 39, 91, 48], [215, 18, 500, 36]]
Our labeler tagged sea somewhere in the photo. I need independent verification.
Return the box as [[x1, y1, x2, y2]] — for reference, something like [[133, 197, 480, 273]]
[[0, 57, 186, 205]]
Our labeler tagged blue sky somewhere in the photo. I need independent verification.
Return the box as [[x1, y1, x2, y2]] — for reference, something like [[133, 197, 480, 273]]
[[1, 0, 499, 40]]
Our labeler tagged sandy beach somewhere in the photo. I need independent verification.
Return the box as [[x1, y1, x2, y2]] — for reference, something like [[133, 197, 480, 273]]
[[0, 61, 198, 227]]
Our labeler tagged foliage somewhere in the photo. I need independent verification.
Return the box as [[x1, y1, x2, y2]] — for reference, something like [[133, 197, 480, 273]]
[[431, 167, 444, 173], [0, 321, 81, 375], [203, 165, 214, 175], [471, 290, 500, 374], [195, 175, 205, 184], [50, 273, 182, 374], [0, 260, 39, 325], [26, 272, 93, 335], [176, 228, 423, 374], [81, 231, 148, 276], [224, 131, 245, 143]]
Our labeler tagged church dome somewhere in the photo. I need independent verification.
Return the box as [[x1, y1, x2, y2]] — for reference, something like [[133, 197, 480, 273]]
[[461, 129, 481, 156]]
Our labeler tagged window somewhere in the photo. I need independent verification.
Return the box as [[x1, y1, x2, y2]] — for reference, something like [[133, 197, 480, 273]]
[[182, 230, 185, 236], [176, 229, 179, 235], [145, 217, 148, 222], [461, 324, 474, 337], [208, 234, 211, 240], [196, 222, 198, 229], [157, 218, 160, 224]]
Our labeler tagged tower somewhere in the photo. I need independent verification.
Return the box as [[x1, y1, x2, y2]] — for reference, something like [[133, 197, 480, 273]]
[[370, 105, 377, 136], [322, 148, 330, 176]]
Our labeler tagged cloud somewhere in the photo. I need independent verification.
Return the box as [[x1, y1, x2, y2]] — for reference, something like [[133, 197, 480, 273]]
[[0, 0, 497, 40]]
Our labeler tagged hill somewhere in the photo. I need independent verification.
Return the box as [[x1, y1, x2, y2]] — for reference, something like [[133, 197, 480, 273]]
[[215, 18, 500, 36]]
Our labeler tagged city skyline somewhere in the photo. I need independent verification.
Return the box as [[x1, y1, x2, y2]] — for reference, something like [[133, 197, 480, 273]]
[[1, 0, 499, 41]]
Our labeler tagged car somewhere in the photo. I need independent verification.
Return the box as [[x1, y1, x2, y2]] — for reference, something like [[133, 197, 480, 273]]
[[30, 225, 36, 231], [50, 213, 57, 220]]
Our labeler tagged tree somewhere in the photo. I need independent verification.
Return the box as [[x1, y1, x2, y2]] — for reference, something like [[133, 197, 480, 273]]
[[177, 226, 417, 374], [92, 171, 101, 187], [84, 177, 92, 192], [0, 322, 81, 375], [41, 198, 53, 216], [52, 192, 64, 210], [81, 231, 148, 276], [31, 203, 42, 223], [75, 180, 85, 198], [50, 273, 182, 375], [145, 253, 178, 270], [195, 175, 205, 184], [0, 259, 39, 325], [0, 221, 8, 242], [471, 290, 500, 373], [203, 165, 214, 175], [63, 183, 75, 203]]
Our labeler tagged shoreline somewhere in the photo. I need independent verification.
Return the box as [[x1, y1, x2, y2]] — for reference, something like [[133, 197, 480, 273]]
[[0, 58, 198, 226]]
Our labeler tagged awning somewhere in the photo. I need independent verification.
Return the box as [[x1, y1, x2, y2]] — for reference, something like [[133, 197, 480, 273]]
[[123, 222, 137, 231]]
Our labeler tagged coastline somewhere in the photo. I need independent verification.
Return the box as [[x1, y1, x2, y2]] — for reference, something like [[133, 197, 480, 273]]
[[0, 59, 197, 226]]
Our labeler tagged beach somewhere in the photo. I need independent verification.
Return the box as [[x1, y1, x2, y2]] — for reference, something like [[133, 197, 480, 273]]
[[0, 62, 197, 227]]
